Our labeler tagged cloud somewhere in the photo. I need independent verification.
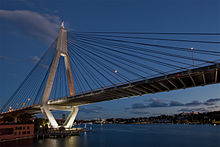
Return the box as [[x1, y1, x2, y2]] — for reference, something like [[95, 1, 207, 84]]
[[184, 100, 202, 107], [203, 98, 220, 106], [178, 107, 209, 113], [183, 98, 220, 107], [169, 101, 184, 107], [80, 106, 104, 114], [30, 56, 41, 63], [29, 56, 49, 70], [125, 98, 168, 110], [131, 103, 148, 109], [148, 98, 168, 107], [126, 97, 220, 111], [203, 102, 215, 106], [0, 9, 61, 43], [206, 98, 220, 103], [0, 55, 26, 63], [207, 105, 219, 109]]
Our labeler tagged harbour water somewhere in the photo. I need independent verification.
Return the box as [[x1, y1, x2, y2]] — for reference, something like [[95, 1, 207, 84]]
[[1, 124, 220, 147]]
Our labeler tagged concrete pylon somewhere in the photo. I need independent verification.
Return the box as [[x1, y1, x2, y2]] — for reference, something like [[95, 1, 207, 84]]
[[40, 22, 78, 129], [63, 106, 79, 129]]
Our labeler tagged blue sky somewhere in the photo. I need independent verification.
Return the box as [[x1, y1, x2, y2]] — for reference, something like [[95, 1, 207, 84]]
[[0, 0, 220, 119]]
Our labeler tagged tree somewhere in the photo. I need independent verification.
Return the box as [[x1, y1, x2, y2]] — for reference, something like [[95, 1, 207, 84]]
[[17, 113, 33, 123], [0, 115, 14, 123]]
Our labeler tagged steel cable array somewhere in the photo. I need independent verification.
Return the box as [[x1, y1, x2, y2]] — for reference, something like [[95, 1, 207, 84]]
[[1, 31, 220, 113]]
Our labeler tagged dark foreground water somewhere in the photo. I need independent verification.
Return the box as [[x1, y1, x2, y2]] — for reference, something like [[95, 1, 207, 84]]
[[1, 124, 220, 147]]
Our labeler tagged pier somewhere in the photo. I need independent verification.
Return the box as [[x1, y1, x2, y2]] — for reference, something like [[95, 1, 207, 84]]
[[35, 127, 84, 139]]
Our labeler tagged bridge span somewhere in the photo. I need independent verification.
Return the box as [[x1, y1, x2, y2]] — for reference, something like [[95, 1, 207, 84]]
[[49, 63, 220, 106], [1, 63, 220, 116], [1, 23, 220, 128]]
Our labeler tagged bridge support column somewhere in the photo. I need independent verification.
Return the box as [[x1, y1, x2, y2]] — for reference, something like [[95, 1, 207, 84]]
[[63, 106, 79, 129], [40, 22, 77, 129], [40, 105, 78, 129], [41, 105, 59, 128]]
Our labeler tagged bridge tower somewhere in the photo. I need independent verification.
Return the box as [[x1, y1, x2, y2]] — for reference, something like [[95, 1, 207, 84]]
[[40, 22, 78, 129]]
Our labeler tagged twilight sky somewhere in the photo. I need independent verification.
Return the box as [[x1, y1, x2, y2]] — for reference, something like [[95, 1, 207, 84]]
[[0, 0, 220, 120]]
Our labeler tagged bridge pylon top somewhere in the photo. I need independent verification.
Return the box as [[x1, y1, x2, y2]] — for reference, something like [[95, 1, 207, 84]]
[[61, 21, 64, 29]]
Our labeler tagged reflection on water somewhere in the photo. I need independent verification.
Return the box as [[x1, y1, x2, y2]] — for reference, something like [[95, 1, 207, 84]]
[[1, 124, 220, 147], [83, 132, 88, 147], [36, 136, 80, 147], [38, 138, 59, 147], [0, 138, 34, 147], [65, 136, 80, 147]]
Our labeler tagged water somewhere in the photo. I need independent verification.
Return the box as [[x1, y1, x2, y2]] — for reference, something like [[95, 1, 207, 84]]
[[1, 124, 220, 147]]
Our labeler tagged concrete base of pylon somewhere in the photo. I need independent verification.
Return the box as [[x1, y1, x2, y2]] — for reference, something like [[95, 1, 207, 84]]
[[62, 106, 79, 129], [40, 104, 59, 128], [40, 105, 79, 129]]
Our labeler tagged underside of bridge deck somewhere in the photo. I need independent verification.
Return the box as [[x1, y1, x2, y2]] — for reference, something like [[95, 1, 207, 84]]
[[48, 63, 220, 106], [1, 63, 220, 117]]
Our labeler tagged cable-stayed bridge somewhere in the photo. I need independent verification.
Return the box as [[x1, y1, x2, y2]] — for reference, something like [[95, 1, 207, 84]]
[[1, 23, 220, 128]]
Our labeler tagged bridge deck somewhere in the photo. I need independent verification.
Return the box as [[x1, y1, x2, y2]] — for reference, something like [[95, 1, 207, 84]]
[[1, 63, 220, 116], [49, 63, 220, 106]]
